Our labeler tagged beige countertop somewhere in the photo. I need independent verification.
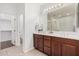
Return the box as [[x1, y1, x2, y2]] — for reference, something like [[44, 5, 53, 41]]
[[34, 31, 79, 40]]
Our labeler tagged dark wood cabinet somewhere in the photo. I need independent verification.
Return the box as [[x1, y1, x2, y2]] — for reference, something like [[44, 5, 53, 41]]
[[33, 34, 43, 52], [37, 38, 43, 51], [62, 44, 76, 56], [44, 46, 51, 55], [33, 34, 79, 56], [34, 37, 38, 49], [52, 37, 62, 56], [44, 36, 52, 55], [62, 39, 77, 56]]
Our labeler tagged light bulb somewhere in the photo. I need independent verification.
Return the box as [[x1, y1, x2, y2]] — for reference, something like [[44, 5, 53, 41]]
[[58, 4, 62, 7]]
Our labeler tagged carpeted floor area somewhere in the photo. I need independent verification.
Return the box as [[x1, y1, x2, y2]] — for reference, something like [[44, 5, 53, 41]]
[[1, 40, 14, 49]]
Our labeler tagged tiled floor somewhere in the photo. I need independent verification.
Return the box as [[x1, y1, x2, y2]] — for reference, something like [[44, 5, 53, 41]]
[[0, 46, 47, 56]]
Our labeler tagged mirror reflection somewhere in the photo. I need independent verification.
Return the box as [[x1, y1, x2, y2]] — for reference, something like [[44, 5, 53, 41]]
[[47, 4, 77, 32]]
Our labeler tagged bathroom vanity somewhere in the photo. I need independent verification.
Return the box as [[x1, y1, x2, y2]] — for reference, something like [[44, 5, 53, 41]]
[[33, 3, 79, 56], [33, 33, 79, 56]]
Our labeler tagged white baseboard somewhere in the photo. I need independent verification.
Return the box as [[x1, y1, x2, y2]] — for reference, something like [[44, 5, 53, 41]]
[[23, 47, 34, 53]]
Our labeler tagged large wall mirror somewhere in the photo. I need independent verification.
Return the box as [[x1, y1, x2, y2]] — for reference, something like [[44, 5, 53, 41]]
[[47, 3, 78, 32]]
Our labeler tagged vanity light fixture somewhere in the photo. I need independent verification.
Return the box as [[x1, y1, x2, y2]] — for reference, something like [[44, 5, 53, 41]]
[[58, 4, 63, 7], [58, 4, 61, 6], [44, 4, 64, 12]]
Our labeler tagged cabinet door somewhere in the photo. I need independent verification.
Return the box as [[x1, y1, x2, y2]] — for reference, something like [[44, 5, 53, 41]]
[[62, 39, 77, 56], [62, 43, 76, 56], [44, 36, 51, 55], [38, 38, 43, 52], [34, 37, 38, 49], [52, 37, 62, 56], [34, 34, 43, 52], [34, 34, 43, 51], [44, 36, 51, 47], [34, 34, 38, 49], [54, 41, 61, 56]]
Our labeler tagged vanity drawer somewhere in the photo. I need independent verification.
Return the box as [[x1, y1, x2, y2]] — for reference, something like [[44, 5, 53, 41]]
[[62, 38, 77, 45], [44, 35, 51, 39], [34, 34, 43, 39]]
